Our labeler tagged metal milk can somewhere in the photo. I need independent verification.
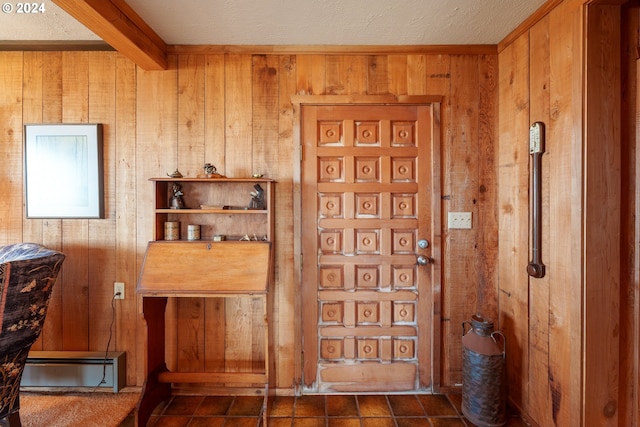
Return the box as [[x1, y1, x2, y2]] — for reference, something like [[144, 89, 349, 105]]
[[461, 314, 507, 427]]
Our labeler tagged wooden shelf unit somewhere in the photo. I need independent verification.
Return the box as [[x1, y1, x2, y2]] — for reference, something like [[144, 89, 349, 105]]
[[136, 177, 275, 427], [151, 177, 274, 242]]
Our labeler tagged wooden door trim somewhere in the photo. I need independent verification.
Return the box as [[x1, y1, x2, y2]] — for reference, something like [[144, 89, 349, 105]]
[[292, 94, 443, 106], [292, 95, 442, 392], [429, 103, 442, 392], [634, 55, 640, 427]]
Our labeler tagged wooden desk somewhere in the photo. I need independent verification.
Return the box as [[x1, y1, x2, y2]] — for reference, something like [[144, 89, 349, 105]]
[[135, 241, 274, 427]]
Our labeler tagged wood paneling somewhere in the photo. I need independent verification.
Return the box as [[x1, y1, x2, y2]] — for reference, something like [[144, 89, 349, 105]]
[[0, 47, 496, 391], [39, 52, 65, 350], [620, 4, 639, 427], [60, 51, 91, 352], [87, 52, 117, 352], [527, 13, 553, 426], [439, 53, 500, 388], [23, 51, 46, 352], [583, 5, 621, 425], [168, 45, 498, 56], [547, 1, 584, 424], [476, 54, 499, 330], [135, 54, 178, 384], [497, 33, 530, 409], [175, 54, 207, 375], [0, 52, 24, 246], [113, 53, 138, 385], [499, 1, 630, 426], [276, 54, 298, 388]]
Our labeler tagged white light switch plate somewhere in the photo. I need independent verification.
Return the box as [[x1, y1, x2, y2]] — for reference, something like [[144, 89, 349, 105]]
[[448, 212, 472, 229]]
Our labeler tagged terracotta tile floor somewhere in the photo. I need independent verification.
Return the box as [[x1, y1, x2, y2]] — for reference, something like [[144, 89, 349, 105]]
[[120, 393, 529, 427]]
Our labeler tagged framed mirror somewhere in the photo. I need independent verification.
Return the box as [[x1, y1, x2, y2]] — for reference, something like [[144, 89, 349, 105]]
[[24, 124, 104, 218]]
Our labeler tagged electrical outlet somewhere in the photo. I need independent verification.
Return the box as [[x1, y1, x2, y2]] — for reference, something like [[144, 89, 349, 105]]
[[114, 282, 125, 300], [448, 212, 472, 229]]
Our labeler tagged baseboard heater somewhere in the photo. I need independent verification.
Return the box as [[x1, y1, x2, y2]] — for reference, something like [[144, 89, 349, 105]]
[[22, 351, 126, 392]]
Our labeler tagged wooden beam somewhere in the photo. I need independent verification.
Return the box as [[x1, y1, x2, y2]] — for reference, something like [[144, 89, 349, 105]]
[[52, 0, 167, 70]]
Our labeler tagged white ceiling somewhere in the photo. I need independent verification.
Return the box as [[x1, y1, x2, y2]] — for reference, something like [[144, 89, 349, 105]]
[[0, 0, 547, 46]]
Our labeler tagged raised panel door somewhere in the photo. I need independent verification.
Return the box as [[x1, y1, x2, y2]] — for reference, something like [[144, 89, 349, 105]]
[[301, 104, 440, 392]]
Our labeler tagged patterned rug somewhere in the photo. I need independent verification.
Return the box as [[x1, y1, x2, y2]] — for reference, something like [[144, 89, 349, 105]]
[[16, 391, 139, 427]]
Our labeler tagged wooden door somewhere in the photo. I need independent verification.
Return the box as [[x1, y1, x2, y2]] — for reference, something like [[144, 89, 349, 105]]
[[301, 103, 440, 392]]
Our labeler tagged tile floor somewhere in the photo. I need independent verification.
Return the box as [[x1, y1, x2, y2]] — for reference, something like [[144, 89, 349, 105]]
[[120, 393, 529, 427]]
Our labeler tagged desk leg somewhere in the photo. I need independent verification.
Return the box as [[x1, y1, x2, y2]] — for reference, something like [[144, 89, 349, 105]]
[[135, 297, 171, 427], [262, 384, 273, 427]]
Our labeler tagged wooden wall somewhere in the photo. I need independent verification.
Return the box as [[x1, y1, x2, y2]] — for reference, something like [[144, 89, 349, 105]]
[[620, 3, 640, 424], [498, 1, 636, 426], [0, 48, 498, 390]]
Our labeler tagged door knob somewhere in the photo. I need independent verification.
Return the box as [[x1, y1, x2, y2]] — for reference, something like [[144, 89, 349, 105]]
[[417, 255, 432, 265]]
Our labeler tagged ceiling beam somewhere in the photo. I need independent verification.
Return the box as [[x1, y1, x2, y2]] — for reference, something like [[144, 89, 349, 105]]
[[52, 0, 167, 70]]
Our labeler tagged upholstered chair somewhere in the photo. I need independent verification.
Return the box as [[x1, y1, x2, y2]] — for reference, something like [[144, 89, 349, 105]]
[[0, 243, 65, 427]]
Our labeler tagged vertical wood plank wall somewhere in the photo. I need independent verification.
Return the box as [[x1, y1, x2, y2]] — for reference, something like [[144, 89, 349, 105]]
[[499, 1, 586, 423], [620, 4, 639, 426], [498, 1, 635, 426], [0, 49, 498, 390], [583, 6, 621, 426]]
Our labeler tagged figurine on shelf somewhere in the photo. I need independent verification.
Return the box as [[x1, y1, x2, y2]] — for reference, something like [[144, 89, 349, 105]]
[[198, 162, 225, 178], [240, 233, 268, 241], [170, 183, 185, 209], [248, 184, 265, 210]]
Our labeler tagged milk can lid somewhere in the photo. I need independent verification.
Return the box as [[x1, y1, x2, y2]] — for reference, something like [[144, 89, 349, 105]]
[[471, 313, 494, 335]]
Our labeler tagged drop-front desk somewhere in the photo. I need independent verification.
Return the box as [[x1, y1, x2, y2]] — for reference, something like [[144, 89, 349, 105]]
[[135, 241, 274, 427]]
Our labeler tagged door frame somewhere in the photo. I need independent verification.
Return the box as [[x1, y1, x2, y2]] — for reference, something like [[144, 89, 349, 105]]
[[291, 94, 443, 393]]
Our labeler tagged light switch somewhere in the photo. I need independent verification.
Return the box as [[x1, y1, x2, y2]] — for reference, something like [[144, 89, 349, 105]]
[[448, 212, 472, 229]]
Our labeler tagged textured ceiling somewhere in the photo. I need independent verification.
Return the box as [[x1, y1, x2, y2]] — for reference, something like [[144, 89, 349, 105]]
[[0, 2, 98, 41], [0, 0, 546, 45]]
